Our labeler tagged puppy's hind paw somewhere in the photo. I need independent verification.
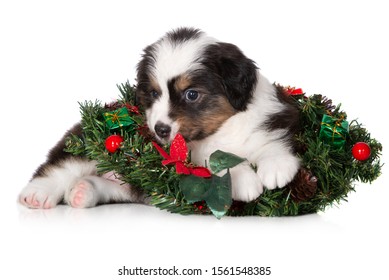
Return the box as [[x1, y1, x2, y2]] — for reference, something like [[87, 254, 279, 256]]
[[19, 179, 63, 209], [67, 179, 98, 208]]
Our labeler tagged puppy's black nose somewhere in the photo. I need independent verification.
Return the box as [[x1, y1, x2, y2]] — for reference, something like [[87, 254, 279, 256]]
[[155, 122, 171, 139]]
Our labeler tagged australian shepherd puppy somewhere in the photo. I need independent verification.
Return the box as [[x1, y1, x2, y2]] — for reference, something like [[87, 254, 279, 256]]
[[19, 27, 300, 209]]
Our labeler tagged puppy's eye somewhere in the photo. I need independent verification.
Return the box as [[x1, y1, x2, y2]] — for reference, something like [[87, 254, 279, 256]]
[[150, 90, 160, 99], [185, 89, 199, 102]]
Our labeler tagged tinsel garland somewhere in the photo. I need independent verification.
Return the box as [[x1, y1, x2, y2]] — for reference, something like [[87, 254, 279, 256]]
[[64, 82, 382, 217]]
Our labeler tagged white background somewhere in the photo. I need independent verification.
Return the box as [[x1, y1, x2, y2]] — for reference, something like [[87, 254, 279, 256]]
[[1, 0, 388, 279]]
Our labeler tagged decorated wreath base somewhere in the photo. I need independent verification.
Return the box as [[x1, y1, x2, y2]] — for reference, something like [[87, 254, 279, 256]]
[[65, 82, 382, 218]]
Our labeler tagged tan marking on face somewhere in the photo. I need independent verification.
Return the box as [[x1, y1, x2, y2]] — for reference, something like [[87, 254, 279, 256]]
[[176, 95, 236, 140], [150, 78, 162, 93], [174, 75, 192, 92]]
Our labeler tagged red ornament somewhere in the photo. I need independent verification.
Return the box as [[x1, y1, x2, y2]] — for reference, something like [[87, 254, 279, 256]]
[[352, 142, 371, 161], [194, 201, 206, 211], [105, 135, 124, 153], [152, 134, 212, 178]]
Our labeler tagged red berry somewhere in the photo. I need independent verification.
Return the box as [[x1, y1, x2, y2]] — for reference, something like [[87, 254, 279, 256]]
[[352, 142, 371, 161], [105, 135, 123, 153]]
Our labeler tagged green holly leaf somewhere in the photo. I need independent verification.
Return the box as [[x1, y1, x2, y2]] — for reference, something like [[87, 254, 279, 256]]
[[179, 175, 209, 203], [209, 150, 246, 174], [179, 172, 233, 219], [205, 171, 232, 219], [180, 149, 242, 218]]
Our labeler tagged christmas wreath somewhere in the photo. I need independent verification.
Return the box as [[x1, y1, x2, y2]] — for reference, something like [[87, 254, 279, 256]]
[[65, 82, 382, 218]]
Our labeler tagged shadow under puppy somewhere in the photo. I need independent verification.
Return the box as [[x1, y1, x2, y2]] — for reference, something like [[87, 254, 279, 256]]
[[19, 27, 300, 209]]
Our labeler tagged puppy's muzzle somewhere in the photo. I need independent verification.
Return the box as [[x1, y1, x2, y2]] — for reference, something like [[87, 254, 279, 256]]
[[155, 122, 171, 139]]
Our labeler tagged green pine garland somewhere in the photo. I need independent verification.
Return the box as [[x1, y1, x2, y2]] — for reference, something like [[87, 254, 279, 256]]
[[64, 82, 382, 217]]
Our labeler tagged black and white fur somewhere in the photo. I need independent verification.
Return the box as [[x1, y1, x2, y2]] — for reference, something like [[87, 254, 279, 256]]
[[19, 28, 300, 209]]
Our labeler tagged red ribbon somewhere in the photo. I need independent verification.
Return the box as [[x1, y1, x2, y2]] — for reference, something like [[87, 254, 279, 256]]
[[152, 134, 212, 178], [125, 104, 140, 115], [286, 87, 304, 95]]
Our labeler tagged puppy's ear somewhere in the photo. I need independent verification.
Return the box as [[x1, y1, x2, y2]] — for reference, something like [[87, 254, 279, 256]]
[[135, 44, 156, 108], [202, 43, 258, 111]]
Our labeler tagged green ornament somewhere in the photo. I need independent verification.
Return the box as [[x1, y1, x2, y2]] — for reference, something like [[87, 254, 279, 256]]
[[103, 107, 134, 130], [319, 114, 349, 148]]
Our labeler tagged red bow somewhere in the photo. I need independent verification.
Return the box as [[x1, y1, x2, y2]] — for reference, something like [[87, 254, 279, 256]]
[[286, 87, 304, 95], [152, 134, 212, 178], [125, 104, 140, 115]]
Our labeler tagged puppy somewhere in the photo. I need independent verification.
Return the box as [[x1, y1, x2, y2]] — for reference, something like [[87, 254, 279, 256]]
[[19, 27, 300, 209]]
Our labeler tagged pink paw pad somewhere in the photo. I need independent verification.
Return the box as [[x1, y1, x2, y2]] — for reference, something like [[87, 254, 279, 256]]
[[24, 194, 40, 208], [25, 194, 35, 205], [72, 190, 85, 207], [43, 200, 52, 209], [32, 199, 40, 207], [19, 181, 61, 209], [69, 181, 95, 208]]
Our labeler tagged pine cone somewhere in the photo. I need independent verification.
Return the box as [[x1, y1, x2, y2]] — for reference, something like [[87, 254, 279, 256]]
[[321, 95, 336, 112], [287, 168, 318, 202]]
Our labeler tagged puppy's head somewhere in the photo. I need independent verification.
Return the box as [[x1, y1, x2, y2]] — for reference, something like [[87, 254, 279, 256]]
[[136, 27, 258, 143]]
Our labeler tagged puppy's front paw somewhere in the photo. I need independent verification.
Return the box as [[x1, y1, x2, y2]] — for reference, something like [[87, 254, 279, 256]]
[[19, 178, 63, 209], [230, 164, 263, 202], [257, 154, 300, 190], [67, 179, 98, 208]]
